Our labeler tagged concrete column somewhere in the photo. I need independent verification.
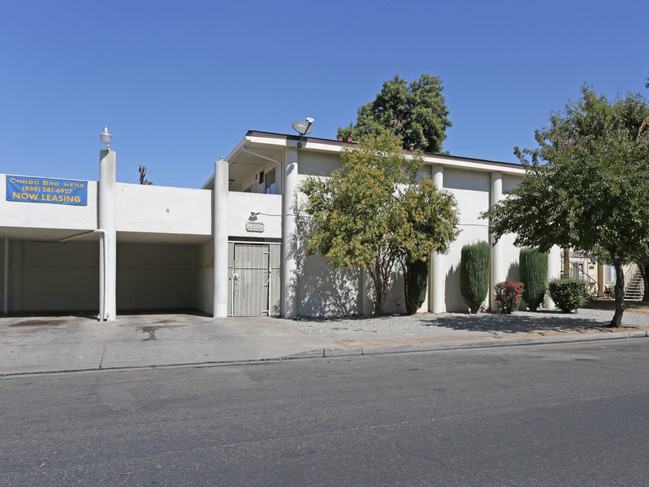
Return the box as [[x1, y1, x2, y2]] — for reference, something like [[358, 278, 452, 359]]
[[10, 241, 23, 311], [490, 172, 504, 311], [99, 149, 117, 320], [3, 238, 8, 314], [563, 248, 570, 277], [213, 158, 229, 318], [358, 268, 373, 316], [282, 147, 298, 318], [597, 262, 604, 297], [430, 165, 445, 313], [544, 245, 562, 309]]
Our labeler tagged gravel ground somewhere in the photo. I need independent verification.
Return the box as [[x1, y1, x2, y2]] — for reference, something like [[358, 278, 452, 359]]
[[291, 308, 649, 339]]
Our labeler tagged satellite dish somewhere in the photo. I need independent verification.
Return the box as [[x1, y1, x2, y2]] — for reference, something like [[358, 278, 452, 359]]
[[293, 118, 314, 148], [292, 120, 313, 135]]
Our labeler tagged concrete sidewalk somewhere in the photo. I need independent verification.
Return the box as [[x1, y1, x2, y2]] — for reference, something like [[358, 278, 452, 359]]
[[1, 311, 648, 376]]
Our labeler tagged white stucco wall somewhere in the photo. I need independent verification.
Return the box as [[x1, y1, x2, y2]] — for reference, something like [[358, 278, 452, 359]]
[[500, 175, 524, 282], [298, 152, 342, 177], [0, 175, 97, 231], [0, 176, 214, 238], [440, 168, 492, 312], [227, 192, 282, 238], [297, 254, 361, 317], [0, 257, 4, 310], [116, 183, 212, 236], [196, 240, 214, 315]]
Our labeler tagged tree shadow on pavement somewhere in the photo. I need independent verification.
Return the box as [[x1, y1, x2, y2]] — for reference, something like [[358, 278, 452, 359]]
[[418, 311, 626, 335]]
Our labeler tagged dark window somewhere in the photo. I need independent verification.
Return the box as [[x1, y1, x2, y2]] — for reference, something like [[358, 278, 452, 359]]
[[265, 168, 276, 194]]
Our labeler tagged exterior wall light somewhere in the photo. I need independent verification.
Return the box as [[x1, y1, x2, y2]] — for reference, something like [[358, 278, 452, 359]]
[[100, 126, 112, 149]]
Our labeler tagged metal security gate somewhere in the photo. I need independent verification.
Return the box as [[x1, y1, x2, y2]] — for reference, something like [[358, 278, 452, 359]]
[[228, 242, 281, 317]]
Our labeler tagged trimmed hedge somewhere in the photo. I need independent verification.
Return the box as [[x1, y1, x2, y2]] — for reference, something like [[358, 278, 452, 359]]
[[519, 248, 548, 311], [548, 278, 589, 313], [460, 242, 491, 314]]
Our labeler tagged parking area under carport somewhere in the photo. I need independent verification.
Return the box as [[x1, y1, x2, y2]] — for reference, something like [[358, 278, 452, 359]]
[[0, 228, 214, 317]]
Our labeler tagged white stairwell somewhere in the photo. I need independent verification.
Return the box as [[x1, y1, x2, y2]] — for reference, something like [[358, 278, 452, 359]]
[[625, 269, 645, 301]]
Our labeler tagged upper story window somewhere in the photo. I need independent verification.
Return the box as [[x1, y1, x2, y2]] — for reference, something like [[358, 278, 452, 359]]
[[265, 168, 276, 194]]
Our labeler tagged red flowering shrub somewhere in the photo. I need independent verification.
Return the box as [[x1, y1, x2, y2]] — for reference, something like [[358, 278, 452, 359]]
[[494, 281, 524, 314]]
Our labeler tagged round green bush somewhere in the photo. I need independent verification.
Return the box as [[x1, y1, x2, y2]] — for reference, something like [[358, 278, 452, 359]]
[[548, 278, 589, 313]]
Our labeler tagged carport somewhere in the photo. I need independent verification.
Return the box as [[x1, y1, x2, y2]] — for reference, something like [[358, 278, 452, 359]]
[[0, 230, 214, 317], [1, 228, 100, 314]]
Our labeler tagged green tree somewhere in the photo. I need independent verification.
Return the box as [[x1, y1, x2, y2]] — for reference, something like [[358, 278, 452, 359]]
[[338, 74, 452, 153], [482, 86, 649, 327], [301, 130, 459, 315]]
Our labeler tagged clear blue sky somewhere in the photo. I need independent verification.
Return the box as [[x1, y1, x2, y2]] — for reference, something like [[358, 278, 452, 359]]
[[1, 0, 647, 188]]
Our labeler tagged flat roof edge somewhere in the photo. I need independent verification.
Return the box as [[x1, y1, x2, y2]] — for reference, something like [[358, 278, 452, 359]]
[[245, 130, 524, 171]]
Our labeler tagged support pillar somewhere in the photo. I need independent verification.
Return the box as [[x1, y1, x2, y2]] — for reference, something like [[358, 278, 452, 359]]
[[431, 165, 445, 313], [98, 149, 117, 320], [597, 262, 604, 297], [490, 172, 504, 311], [282, 148, 299, 318], [3, 238, 8, 315], [11, 242, 23, 312], [213, 158, 229, 318], [544, 245, 562, 309], [563, 248, 570, 278]]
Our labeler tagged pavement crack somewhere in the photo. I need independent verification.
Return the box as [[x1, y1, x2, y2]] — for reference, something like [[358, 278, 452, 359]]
[[98, 344, 107, 369]]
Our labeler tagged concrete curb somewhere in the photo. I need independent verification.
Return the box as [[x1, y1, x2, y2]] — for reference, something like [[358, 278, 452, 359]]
[[284, 331, 649, 360], [1, 330, 648, 378], [360, 330, 649, 356]]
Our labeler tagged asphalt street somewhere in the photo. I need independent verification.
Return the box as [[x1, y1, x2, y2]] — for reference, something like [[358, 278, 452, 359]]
[[2, 340, 649, 486]]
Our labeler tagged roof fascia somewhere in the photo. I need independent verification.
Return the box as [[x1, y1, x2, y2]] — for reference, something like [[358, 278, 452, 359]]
[[203, 132, 526, 188], [246, 133, 525, 176]]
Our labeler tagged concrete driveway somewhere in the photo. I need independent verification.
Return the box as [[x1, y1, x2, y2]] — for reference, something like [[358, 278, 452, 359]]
[[1, 308, 647, 376]]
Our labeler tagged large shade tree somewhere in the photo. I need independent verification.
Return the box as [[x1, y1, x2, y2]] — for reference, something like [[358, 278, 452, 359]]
[[301, 131, 459, 315], [338, 74, 452, 154], [482, 86, 649, 327]]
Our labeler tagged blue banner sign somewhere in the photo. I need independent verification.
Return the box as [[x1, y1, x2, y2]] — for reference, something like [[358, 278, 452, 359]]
[[6, 175, 88, 206]]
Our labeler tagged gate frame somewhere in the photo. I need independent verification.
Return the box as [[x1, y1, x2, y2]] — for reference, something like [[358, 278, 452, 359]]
[[228, 240, 281, 317]]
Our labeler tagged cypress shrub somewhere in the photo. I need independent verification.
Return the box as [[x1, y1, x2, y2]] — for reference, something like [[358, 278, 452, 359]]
[[460, 242, 491, 314], [519, 248, 548, 311], [405, 259, 428, 315]]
